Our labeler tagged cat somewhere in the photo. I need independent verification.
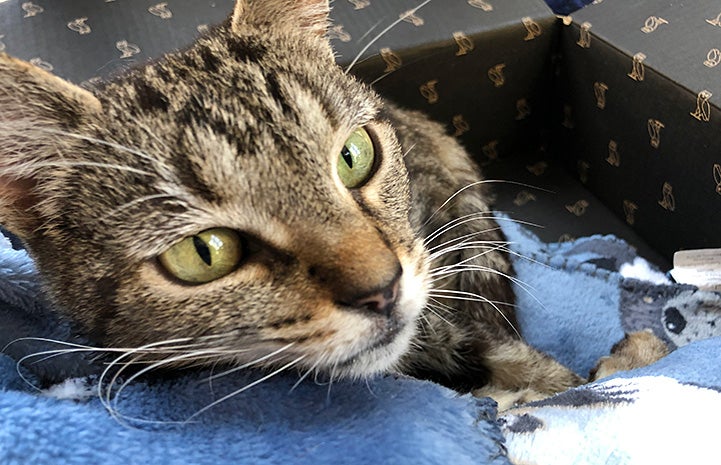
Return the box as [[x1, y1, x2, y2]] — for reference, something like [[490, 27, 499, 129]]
[[0, 0, 585, 405]]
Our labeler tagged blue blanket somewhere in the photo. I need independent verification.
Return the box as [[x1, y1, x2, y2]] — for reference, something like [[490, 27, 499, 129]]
[[1, 219, 720, 465]]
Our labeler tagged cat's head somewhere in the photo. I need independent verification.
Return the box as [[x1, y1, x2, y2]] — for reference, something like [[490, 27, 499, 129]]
[[0, 0, 428, 378]]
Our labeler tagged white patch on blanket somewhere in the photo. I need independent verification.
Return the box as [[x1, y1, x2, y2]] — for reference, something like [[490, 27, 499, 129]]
[[501, 376, 721, 465], [620, 257, 670, 285], [41, 378, 94, 401]]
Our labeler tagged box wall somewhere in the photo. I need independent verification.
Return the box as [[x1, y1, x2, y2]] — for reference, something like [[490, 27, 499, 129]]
[[557, 3, 721, 260]]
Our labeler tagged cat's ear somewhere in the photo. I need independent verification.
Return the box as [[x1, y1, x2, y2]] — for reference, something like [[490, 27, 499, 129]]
[[231, 0, 331, 38], [0, 53, 102, 237]]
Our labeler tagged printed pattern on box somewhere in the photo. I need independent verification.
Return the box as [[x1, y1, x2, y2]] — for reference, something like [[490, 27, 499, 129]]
[[558, 0, 721, 259]]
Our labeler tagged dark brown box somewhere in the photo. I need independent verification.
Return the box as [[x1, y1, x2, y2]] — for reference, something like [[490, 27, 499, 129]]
[[557, 1, 721, 260]]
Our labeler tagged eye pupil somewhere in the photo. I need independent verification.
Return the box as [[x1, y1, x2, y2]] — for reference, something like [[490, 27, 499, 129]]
[[341, 146, 354, 169], [193, 235, 212, 266]]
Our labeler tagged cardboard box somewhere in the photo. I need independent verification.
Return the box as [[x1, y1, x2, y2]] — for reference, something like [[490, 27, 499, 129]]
[[0, 0, 234, 83], [557, 0, 721, 259]]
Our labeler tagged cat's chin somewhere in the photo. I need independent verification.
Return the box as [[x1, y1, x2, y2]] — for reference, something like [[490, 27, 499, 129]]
[[330, 320, 418, 379]]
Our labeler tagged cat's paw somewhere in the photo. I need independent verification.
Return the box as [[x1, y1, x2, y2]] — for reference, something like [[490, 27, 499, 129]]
[[590, 330, 669, 381], [473, 386, 550, 412]]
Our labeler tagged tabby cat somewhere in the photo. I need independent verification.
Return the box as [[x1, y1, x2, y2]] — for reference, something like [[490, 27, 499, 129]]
[[0, 0, 582, 402]]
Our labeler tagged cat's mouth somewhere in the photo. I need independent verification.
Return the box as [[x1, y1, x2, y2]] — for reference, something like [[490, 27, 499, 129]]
[[315, 257, 428, 377], [334, 319, 410, 369]]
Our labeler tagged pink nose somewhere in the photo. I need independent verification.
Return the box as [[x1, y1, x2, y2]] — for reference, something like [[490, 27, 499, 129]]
[[345, 273, 401, 317]]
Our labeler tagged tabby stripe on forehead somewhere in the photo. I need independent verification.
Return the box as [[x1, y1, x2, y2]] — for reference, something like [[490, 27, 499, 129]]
[[167, 148, 223, 204], [263, 71, 296, 118]]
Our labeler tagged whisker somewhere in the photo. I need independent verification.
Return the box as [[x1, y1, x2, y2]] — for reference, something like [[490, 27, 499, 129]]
[[326, 363, 338, 404], [34, 127, 177, 182], [430, 263, 531, 294], [424, 302, 455, 328], [96, 337, 197, 420], [100, 352, 139, 426], [356, 17, 385, 43], [426, 298, 455, 315], [402, 142, 417, 159], [344, 0, 433, 74], [186, 355, 306, 423], [428, 240, 510, 261], [430, 243, 511, 274], [425, 213, 545, 247], [424, 212, 501, 245], [428, 289, 520, 338], [427, 227, 507, 253], [429, 262, 540, 302], [109, 348, 234, 422], [121, 112, 173, 153], [99, 193, 182, 222], [3, 337, 96, 354], [201, 343, 295, 384], [369, 72, 392, 86], [416, 315, 434, 337], [1, 161, 153, 177], [290, 357, 323, 392], [422, 180, 553, 228], [364, 377, 377, 397]]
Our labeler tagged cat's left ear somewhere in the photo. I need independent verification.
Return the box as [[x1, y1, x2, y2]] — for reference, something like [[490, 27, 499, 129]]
[[231, 0, 331, 38], [0, 53, 102, 237]]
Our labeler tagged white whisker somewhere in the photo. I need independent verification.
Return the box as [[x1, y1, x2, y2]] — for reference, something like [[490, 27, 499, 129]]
[[96, 337, 196, 422], [428, 289, 520, 338], [100, 193, 182, 222], [402, 143, 417, 159], [427, 227, 506, 253], [290, 357, 323, 392], [1, 160, 153, 177], [424, 302, 455, 328], [201, 343, 295, 384], [344, 0, 433, 74], [369, 72, 392, 86], [422, 180, 553, 228], [109, 348, 233, 423], [424, 212, 499, 245], [430, 244, 510, 275], [429, 240, 510, 261], [186, 355, 306, 423], [429, 262, 541, 306], [356, 17, 385, 43], [326, 363, 338, 403], [34, 127, 177, 182]]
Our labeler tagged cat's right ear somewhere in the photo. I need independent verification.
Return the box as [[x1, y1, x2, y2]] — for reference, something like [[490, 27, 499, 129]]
[[0, 53, 102, 237]]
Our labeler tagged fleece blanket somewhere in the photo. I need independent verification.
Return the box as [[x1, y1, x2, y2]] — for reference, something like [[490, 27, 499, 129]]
[[1, 220, 720, 465]]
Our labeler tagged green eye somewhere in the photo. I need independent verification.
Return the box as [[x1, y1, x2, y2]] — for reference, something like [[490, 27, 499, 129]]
[[159, 228, 243, 284], [337, 127, 375, 188]]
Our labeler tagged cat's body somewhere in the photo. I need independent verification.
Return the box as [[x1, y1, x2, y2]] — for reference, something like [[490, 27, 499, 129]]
[[0, 0, 582, 401]]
